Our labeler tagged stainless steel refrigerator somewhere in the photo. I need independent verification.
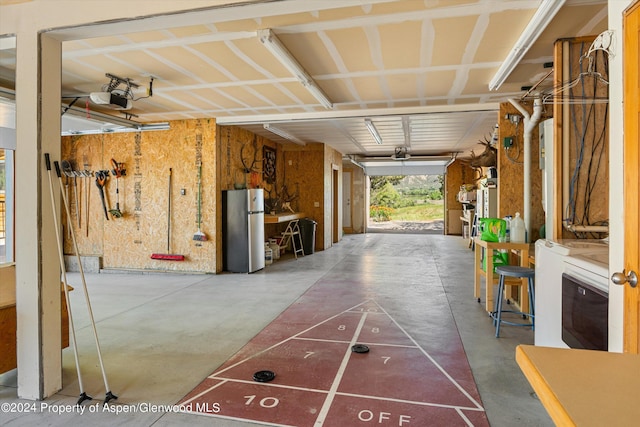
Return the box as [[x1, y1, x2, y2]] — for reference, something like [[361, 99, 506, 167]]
[[222, 189, 265, 273]]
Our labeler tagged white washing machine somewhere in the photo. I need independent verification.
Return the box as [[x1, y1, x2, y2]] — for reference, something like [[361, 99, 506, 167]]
[[564, 252, 609, 291], [562, 252, 610, 350], [534, 239, 609, 348]]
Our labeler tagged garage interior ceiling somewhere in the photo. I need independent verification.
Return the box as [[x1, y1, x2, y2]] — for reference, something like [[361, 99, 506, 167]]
[[0, 0, 608, 164]]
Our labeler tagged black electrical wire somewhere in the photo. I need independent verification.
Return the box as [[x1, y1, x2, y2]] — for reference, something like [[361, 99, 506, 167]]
[[580, 51, 608, 229], [61, 97, 80, 116], [565, 43, 609, 237], [566, 42, 587, 229], [132, 77, 154, 101]]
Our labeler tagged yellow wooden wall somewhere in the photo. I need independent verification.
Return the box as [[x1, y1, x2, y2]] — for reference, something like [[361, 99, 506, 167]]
[[61, 119, 219, 272], [62, 121, 340, 272], [445, 159, 476, 235], [554, 36, 609, 238], [277, 143, 325, 251], [498, 102, 545, 241]]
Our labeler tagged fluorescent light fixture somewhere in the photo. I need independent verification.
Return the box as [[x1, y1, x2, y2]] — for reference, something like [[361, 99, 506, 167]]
[[488, 0, 566, 90], [364, 118, 383, 145], [263, 123, 306, 145], [258, 28, 333, 109]]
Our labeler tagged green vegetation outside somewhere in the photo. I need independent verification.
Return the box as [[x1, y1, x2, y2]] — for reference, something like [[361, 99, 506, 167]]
[[370, 175, 444, 222]]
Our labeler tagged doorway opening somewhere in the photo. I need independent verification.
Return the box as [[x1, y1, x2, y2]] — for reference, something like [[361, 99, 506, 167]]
[[368, 175, 444, 234]]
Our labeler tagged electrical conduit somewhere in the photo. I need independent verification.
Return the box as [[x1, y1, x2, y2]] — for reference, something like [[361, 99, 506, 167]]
[[508, 97, 543, 242]]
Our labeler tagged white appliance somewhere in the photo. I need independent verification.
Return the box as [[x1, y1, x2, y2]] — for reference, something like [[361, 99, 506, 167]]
[[476, 187, 497, 218], [534, 239, 608, 348], [562, 252, 610, 350], [564, 252, 609, 293], [539, 118, 554, 239]]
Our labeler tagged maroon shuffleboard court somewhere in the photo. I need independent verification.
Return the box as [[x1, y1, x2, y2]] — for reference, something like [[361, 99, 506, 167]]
[[179, 299, 488, 426]]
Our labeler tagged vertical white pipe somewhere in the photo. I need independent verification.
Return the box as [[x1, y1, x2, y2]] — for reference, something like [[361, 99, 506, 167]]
[[509, 97, 542, 242]]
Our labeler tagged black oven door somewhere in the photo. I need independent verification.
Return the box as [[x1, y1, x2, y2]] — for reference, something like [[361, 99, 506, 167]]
[[562, 273, 608, 351]]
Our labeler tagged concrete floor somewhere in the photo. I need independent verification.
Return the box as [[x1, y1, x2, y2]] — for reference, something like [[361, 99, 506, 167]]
[[0, 233, 552, 426]]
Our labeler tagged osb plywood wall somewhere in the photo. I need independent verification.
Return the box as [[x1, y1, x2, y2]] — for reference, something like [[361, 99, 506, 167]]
[[498, 102, 545, 241], [62, 121, 339, 272], [216, 125, 284, 255], [280, 143, 325, 251], [445, 159, 476, 235], [555, 36, 609, 239], [61, 119, 218, 272], [342, 163, 366, 234], [216, 126, 281, 194]]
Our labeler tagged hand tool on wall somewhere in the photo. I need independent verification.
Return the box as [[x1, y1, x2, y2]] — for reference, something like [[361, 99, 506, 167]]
[[95, 171, 109, 221], [44, 153, 91, 405], [83, 155, 91, 237], [61, 160, 73, 237], [53, 157, 118, 404], [151, 168, 185, 261], [193, 161, 207, 241], [62, 160, 80, 228], [109, 158, 125, 218], [82, 170, 92, 237], [75, 170, 81, 229]]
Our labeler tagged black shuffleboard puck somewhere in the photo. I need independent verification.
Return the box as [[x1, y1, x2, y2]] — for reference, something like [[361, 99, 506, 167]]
[[351, 344, 370, 353], [253, 370, 276, 382]]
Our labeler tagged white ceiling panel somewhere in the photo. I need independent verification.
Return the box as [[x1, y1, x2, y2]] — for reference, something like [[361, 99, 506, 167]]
[[0, 0, 609, 164]]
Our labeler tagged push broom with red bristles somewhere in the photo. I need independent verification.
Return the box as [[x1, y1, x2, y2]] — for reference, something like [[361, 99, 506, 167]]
[[151, 168, 185, 261]]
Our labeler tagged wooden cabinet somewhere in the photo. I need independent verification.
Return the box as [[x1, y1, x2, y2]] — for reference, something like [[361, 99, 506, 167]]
[[0, 266, 70, 374]]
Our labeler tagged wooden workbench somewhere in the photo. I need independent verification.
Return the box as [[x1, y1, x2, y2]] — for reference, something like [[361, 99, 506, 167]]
[[516, 345, 640, 426], [264, 212, 306, 224], [473, 237, 531, 312]]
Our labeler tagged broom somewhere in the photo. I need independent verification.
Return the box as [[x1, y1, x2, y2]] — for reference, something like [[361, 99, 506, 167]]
[[151, 168, 185, 261], [193, 161, 207, 241]]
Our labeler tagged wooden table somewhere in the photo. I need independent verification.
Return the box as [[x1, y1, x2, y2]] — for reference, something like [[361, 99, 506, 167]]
[[473, 237, 531, 312], [516, 345, 640, 426], [264, 212, 306, 224]]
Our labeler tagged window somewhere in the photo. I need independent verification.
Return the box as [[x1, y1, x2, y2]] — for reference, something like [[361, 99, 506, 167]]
[[0, 148, 13, 264]]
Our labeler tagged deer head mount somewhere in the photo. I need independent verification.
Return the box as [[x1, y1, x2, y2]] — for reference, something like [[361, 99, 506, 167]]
[[469, 137, 497, 168], [463, 133, 497, 178]]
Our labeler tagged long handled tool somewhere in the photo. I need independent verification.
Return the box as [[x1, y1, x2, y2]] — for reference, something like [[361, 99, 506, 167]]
[[83, 155, 91, 237], [74, 170, 80, 229], [71, 169, 82, 230], [44, 154, 92, 405], [109, 158, 124, 218], [95, 171, 109, 221], [61, 160, 72, 238], [151, 168, 185, 261], [54, 159, 118, 404], [83, 170, 91, 237], [193, 161, 207, 241]]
